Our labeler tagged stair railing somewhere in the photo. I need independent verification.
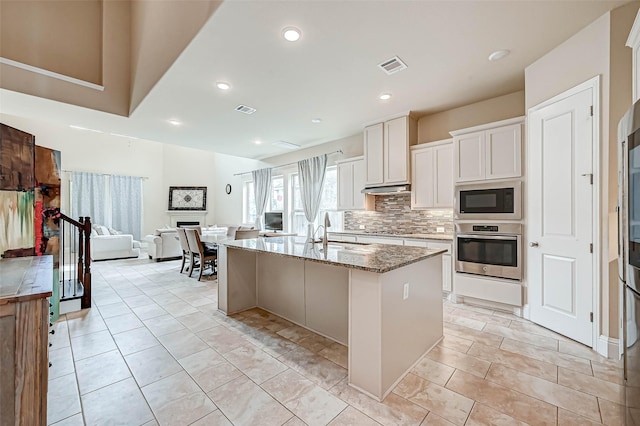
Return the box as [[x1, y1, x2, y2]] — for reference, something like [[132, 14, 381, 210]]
[[58, 214, 92, 309]]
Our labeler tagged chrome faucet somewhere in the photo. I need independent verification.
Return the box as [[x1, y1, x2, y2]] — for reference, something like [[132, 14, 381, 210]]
[[313, 212, 332, 250]]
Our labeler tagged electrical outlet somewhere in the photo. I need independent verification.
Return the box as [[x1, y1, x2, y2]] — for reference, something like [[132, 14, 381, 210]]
[[359, 225, 365, 229], [403, 283, 409, 300], [436, 227, 445, 233]]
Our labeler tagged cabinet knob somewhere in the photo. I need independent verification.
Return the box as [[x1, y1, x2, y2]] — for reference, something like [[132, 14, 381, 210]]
[[49, 342, 52, 347], [49, 322, 53, 327], [49, 329, 55, 335], [49, 362, 52, 368], [529, 242, 539, 247]]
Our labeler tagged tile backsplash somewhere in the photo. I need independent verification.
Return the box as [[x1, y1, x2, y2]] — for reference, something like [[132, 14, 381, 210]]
[[344, 193, 453, 234]]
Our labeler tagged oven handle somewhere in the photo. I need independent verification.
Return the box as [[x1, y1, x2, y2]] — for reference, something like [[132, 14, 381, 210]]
[[456, 233, 519, 241]]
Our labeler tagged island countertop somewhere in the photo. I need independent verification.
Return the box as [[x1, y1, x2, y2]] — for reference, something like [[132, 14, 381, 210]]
[[219, 236, 446, 273]]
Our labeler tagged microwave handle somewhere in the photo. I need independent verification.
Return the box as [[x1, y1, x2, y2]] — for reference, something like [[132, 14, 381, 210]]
[[456, 233, 519, 241]]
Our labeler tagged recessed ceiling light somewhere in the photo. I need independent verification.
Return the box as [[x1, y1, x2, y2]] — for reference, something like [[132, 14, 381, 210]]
[[168, 119, 182, 126], [216, 82, 231, 90], [254, 140, 262, 145], [282, 27, 301, 42], [488, 49, 510, 61], [311, 118, 322, 123], [379, 93, 392, 101]]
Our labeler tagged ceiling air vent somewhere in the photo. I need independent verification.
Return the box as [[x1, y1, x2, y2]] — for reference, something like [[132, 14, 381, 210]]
[[272, 140, 300, 150], [235, 104, 257, 114], [378, 56, 407, 75]]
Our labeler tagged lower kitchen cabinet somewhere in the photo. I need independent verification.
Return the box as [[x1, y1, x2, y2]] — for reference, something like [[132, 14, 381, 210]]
[[405, 239, 452, 292], [331, 234, 453, 292]]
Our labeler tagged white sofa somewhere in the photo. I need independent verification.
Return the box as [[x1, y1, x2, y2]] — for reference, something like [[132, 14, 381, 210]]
[[144, 228, 182, 261], [90, 226, 140, 261]]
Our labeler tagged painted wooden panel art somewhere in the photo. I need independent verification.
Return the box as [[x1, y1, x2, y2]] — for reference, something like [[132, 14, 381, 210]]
[[0, 124, 35, 190], [0, 190, 35, 256]]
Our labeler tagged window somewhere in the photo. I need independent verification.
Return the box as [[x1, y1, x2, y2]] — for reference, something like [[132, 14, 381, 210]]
[[270, 176, 284, 212], [290, 166, 343, 236], [242, 175, 285, 225]]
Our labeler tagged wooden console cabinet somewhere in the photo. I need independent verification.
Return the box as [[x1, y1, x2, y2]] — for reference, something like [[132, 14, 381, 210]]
[[0, 256, 52, 426]]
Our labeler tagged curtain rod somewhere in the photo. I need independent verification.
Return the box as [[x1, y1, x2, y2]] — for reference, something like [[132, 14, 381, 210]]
[[63, 170, 149, 180], [233, 150, 344, 176]]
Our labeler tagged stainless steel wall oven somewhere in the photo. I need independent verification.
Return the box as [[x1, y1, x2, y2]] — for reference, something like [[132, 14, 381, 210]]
[[455, 180, 522, 220], [455, 223, 523, 281]]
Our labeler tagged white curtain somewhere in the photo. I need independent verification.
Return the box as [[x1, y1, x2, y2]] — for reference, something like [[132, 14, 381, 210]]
[[252, 168, 272, 230], [110, 175, 143, 240], [297, 154, 327, 240], [71, 172, 106, 226]]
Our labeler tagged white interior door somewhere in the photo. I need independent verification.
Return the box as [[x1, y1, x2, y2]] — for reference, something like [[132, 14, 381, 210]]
[[528, 81, 596, 346]]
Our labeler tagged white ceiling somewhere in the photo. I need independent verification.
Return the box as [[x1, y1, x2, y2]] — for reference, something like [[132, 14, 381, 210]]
[[0, 0, 629, 159]]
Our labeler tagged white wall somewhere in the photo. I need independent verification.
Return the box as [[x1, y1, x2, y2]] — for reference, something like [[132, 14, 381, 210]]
[[523, 3, 640, 340], [0, 113, 263, 235]]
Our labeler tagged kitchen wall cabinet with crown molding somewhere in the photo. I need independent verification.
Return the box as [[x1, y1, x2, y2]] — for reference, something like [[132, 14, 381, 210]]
[[450, 116, 524, 183], [364, 114, 417, 187], [411, 139, 453, 209], [336, 156, 373, 211]]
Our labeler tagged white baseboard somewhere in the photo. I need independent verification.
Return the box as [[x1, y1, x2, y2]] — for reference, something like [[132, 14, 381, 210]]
[[452, 295, 520, 315], [597, 335, 621, 359], [521, 304, 530, 320], [59, 299, 82, 315]]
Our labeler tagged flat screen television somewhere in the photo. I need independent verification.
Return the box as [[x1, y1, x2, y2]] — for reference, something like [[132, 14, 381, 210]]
[[264, 212, 283, 231]]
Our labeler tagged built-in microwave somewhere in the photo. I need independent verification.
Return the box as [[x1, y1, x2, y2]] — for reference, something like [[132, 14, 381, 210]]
[[454, 180, 522, 220]]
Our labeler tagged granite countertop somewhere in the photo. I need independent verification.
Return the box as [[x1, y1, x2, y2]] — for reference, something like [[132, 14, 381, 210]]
[[220, 236, 446, 273], [0, 256, 53, 304], [328, 230, 453, 241]]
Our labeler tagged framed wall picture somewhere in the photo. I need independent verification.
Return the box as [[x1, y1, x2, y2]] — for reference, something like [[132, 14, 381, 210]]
[[168, 186, 207, 210]]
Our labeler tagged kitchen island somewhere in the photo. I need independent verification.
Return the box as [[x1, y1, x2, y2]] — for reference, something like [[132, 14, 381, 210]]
[[217, 236, 445, 401]]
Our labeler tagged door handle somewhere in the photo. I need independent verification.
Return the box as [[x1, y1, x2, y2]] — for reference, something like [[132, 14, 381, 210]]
[[581, 173, 593, 184], [529, 242, 539, 247]]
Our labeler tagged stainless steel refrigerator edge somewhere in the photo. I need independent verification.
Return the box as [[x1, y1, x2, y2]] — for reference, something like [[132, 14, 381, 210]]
[[618, 100, 640, 424]]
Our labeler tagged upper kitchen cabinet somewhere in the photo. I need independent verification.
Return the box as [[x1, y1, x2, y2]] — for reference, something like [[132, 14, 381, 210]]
[[411, 139, 453, 209], [627, 9, 640, 103], [450, 116, 524, 182], [337, 156, 371, 210], [364, 114, 417, 187]]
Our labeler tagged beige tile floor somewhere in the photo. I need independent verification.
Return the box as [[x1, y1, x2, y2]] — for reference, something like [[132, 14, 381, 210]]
[[47, 255, 626, 426]]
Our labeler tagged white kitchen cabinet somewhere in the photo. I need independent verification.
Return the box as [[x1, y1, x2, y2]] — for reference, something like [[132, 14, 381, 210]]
[[451, 117, 524, 182], [627, 9, 640, 103], [337, 156, 367, 210], [405, 239, 452, 292], [356, 235, 404, 246], [411, 140, 453, 209], [328, 233, 357, 242], [364, 114, 417, 187]]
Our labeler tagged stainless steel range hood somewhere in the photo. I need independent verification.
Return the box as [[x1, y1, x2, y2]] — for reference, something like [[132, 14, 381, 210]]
[[361, 184, 411, 195]]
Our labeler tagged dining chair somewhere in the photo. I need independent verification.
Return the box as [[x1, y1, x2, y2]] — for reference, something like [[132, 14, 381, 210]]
[[234, 229, 259, 240], [175, 227, 192, 274], [226, 226, 238, 239], [185, 228, 217, 281]]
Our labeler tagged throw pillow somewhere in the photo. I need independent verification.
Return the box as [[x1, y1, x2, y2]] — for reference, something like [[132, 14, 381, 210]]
[[98, 225, 110, 236], [108, 227, 122, 235]]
